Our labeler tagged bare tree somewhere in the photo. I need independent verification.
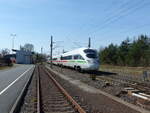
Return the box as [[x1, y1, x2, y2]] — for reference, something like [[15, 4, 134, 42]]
[[1, 48, 10, 57], [21, 43, 34, 52]]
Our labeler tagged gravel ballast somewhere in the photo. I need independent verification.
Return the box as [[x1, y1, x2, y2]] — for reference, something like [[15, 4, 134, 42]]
[[46, 66, 144, 113]]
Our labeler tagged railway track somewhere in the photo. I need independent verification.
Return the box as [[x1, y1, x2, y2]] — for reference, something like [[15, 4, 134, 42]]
[[37, 65, 87, 113], [16, 65, 150, 113], [97, 75, 150, 94], [52, 64, 150, 94]]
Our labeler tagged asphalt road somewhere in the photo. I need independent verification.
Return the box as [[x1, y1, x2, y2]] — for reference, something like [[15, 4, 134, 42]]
[[0, 65, 35, 113]]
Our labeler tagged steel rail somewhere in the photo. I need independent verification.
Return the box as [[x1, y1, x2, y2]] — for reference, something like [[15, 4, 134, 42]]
[[98, 75, 150, 94], [44, 68, 87, 113], [37, 66, 41, 113]]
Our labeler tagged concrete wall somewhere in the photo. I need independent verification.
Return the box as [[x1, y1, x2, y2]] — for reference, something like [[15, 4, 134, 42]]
[[16, 51, 32, 64]]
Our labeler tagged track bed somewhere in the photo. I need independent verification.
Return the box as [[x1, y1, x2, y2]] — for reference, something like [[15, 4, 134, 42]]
[[17, 65, 149, 113], [50, 64, 150, 112], [19, 65, 87, 113]]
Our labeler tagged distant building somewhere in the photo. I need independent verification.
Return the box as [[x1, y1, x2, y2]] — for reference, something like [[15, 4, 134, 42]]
[[13, 49, 33, 64]]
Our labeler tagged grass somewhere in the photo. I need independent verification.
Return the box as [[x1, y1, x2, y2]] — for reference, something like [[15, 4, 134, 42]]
[[0, 64, 15, 70], [0, 66, 12, 70], [99, 64, 150, 76]]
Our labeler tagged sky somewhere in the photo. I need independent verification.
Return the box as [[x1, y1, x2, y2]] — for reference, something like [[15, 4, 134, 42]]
[[0, 0, 150, 55]]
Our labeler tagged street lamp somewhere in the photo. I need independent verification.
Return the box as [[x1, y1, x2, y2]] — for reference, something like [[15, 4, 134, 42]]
[[10, 34, 16, 53]]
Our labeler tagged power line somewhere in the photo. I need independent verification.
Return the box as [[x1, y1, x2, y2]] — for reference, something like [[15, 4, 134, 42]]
[[79, 0, 132, 32], [87, 0, 150, 35], [104, 0, 134, 15], [95, 2, 150, 36], [120, 23, 150, 34], [81, 0, 137, 33], [92, 23, 150, 42], [89, 1, 143, 33]]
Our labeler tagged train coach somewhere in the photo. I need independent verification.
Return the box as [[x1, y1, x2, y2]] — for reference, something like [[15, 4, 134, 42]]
[[48, 48, 100, 71]]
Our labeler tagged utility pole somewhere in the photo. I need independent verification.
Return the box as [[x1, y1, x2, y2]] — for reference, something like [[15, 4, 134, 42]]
[[88, 37, 91, 48], [41, 47, 43, 55], [50, 36, 53, 68], [41, 47, 43, 63]]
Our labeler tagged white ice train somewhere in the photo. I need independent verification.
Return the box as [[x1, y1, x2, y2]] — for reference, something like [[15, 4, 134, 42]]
[[48, 48, 100, 71]]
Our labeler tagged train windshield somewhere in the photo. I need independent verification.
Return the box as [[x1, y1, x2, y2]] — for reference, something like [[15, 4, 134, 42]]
[[86, 54, 97, 58], [84, 49, 98, 58], [84, 49, 96, 54]]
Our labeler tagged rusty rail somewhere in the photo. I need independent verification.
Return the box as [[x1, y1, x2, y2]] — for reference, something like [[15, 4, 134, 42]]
[[44, 68, 87, 113], [37, 66, 41, 113]]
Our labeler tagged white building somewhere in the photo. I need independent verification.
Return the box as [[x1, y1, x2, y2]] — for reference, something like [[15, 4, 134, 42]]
[[13, 49, 33, 64]]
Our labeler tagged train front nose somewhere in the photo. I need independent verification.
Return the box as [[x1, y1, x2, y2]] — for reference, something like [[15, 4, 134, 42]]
[[86, 59, 100, 70]]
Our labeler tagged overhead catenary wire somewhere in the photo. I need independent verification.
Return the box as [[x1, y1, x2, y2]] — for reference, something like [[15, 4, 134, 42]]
[[91, 23, 150, 42], [64, 1, 150, 50], [65, 0, 135, 48], [87, 0, 150, 36], [71, 0, 138, 48], [79, 0, 132, 32], [117, 23, 150, 35]]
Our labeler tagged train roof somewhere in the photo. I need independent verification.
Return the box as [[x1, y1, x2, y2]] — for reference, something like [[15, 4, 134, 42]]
[[53, 47, 97, 58], [63, 47, 96, 56]]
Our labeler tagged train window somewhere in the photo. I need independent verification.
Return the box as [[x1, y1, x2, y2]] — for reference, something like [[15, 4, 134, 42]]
[[78, 55, 84, 60], [74, 55, 78, 59], [74, 55, 84, 60], [62, 55, 72, 60], [62, 57, 66, 60], [67, 55, 72, 60], [86, 54, 97, 58], [52, 58, 57, 60]]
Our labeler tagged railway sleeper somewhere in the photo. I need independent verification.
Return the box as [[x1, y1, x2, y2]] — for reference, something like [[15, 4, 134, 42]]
[[47, 97, 66, 100], [45, 98, 68, 101], [46, 101, 69, 105], [48, 93, 64, 96], [49, 111, 75, 113], [45, 103, 71, 108], [47, 106, 75, 112]]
